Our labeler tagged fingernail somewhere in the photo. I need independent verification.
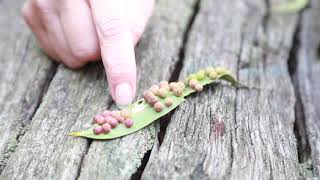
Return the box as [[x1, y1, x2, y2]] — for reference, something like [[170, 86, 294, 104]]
[[115, 82, 133, 109]]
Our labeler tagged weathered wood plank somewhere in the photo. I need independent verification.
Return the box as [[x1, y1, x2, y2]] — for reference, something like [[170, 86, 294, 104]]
[[77, 0, 198, 179], [0, 0, 198, 179], [142, 0, 301, 179], [0, 63, 109, 179], [0, 0, 55, 172], [296, 0, 320, 176]]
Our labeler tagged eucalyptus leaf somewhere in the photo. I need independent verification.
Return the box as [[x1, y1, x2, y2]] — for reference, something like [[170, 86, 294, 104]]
[[70, 95, 184, 139], [70, 70, 244, 140]]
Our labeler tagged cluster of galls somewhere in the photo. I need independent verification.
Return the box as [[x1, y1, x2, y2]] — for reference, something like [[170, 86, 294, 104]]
[[187, 66, 230, 91], [186, 70, 205, 92], [91, 66, 230, 134], [205, 66, 230, 79], [92, 109, 133, 135], [143, 66, 230, 113], [143, 80, 180, 112]]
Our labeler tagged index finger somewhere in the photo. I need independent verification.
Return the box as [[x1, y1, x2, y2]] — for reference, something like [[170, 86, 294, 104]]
[[89, 0, 136, 108]]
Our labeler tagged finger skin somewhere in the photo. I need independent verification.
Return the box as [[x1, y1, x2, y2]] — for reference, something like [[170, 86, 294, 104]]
[[31, 0, 86, 69], [47, 16, 86, 68], [58, 0, 100, 61], [22, 0, 59, 60], [89, 0, 137, 104], [23, 0, 155, 104]]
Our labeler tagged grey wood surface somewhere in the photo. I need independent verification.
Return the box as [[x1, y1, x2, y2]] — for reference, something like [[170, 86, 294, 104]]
[[0, 0, 319, 179], [0, 0, 55, 172], [78, 0, 198, 179], [296, 0, 320, 176], [0, 0, 198, 179], [141, 0, 310, 179]]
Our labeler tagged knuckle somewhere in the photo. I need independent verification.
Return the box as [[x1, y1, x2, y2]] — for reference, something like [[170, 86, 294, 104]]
[[32, 0, 46, 10], [70, 44, 99, 60], [32, 0, 53, 14], [96, 17, 128, 39], [107, 60, 135, 79]]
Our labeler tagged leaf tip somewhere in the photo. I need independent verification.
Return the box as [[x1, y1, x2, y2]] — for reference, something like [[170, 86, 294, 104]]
[[68, 132, 82, 137]]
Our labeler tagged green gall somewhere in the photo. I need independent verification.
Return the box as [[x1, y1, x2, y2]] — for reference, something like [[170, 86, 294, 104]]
[[208, 71, 218, 79], [205, 67, 215, 75], [188, 74, 197, 81], [196, 70, 205, 80]]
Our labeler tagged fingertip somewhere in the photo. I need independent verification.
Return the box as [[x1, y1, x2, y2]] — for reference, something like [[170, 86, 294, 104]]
[[114, 82, 134, 109], [106, 66, 137, 108]]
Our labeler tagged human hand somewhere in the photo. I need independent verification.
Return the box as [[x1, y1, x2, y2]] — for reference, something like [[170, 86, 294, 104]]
[[22, 0, 154, 108]]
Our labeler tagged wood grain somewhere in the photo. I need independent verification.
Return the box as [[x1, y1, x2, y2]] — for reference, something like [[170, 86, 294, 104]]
[[0, 0, 55, 173], [78, 0, 198, 179], [0, 0, 198, 179], [0, 0, 319, 179], [296, 0, 320, 176], [142, 0, 303, 179]]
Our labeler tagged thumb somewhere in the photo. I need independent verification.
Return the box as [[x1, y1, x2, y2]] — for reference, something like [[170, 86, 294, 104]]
[[89, 0, 136, 108]]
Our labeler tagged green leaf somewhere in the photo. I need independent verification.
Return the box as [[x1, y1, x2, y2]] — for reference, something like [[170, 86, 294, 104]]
[[70, 70, 245, 140], [271, 0, 308, 13], [70, 93, 185, 139], [218, 73, 249, 89], [183, 72, 247, 97]]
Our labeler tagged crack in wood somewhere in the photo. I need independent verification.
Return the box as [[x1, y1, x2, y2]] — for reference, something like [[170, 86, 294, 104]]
[[262, 0, 270, 33], [157, 0, 201, 147], [317, 43, 320, 60], [287, 8, 313, 166], [130, 150, 152, 180], [126, 0, 203, 178], [74, 140, 92, 180]]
